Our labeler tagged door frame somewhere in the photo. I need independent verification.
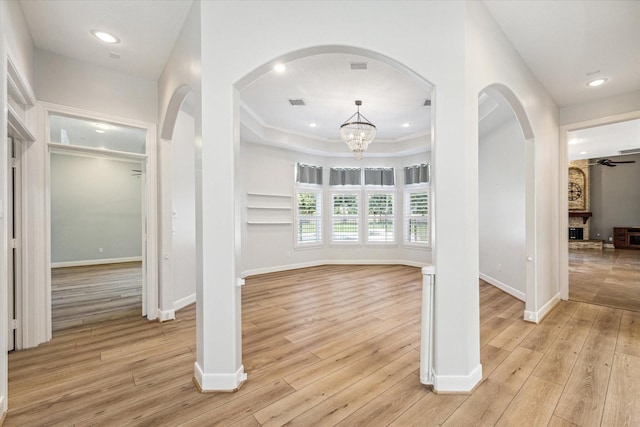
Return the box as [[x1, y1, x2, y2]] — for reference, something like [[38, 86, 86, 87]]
[[37, 102, 159, 342], [558, 109, 640, 300]]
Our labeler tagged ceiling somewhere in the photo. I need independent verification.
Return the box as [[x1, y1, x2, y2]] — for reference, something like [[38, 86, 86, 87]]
[[568, 119, 640, 161], [17, 0, 640, 156]]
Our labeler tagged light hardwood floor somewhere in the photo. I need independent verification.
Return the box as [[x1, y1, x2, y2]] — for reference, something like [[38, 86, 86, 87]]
[[5, 265, 640, 426], [51, 262, 142, 332], [569, 248, 640, 312]]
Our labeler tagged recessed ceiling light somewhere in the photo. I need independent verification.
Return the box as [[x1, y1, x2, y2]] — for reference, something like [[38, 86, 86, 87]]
[[587, 78, 607, 87], [568, 138, 581, 145], [94, 123, 111, 130], [580, 151, 588, 155], [308, 122, 317, 128], [95, 129, 105, 134], [402, 122, 412, 128], [91, 30, 120, 44], [273, 63, 286, 73]]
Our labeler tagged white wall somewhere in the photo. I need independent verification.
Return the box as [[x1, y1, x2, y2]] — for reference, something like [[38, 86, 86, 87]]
[[559, 90, 640, 126], [466, 1, 560, 318], [171, 109, 196, 307], [479, 114, 526, 300], [35, 50, 157, 124], [157, 1, 200, 319], [240, 140, 432, 276], [50, 153, 142, 265], [590, 153, 640, 240], [0, 0, 35, 415]]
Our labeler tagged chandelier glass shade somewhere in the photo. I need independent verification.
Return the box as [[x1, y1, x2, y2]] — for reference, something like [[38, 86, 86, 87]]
[[339, 100, 376, 160]]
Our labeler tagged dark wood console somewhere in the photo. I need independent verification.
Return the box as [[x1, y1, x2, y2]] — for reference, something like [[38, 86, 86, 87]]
[[614, 227, 640, 249]]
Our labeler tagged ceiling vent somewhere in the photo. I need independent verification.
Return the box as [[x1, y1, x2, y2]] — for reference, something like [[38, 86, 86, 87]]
[[288, 99, 306, 106], [424, 99, 431, 106], [350, 62, 368, 70]]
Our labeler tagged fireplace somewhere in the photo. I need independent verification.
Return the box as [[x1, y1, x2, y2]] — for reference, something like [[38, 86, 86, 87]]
[[629, 232, 640, 248], [569, 227, 583, 240]]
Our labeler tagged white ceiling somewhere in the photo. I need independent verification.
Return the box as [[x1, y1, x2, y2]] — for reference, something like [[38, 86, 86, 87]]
[[19, 0, 193, 81], [16, 0, 640, 156], [484, 0, 640, 107]]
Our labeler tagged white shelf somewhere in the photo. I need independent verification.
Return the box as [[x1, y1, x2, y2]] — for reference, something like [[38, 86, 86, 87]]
[[247, 206, 292, 210], [247, 192, 291, 199], [247, 221, 292, 225]]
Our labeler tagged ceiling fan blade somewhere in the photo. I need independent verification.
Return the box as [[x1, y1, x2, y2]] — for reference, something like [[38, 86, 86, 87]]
[[610, 160, 636, 164]]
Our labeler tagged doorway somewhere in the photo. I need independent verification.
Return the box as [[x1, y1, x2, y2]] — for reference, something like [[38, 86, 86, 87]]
[[44, 107, 158, 333], [49, 151, 144, 331], [564, 117, 640, 312]]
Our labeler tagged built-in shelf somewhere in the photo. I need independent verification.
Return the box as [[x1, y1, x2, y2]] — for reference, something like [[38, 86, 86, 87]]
[[247, 221, 292, 225], [247, 206, 292, 210], [246, 192, 293, 224], [569, 211, 592, 224], [247, 192, 291, 198]]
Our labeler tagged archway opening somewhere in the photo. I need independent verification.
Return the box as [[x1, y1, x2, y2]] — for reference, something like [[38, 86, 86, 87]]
[[478, 84, 535, 320]]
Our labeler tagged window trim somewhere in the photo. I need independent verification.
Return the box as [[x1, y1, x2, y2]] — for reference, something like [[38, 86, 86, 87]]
[[330, 189, 361, 245], [294, 186, 323, 249], [365, 189, 397, 245], [404, 184, 430, 248]]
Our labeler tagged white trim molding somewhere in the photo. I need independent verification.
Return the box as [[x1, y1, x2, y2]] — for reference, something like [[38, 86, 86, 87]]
[[193, 362, 247, 392], [479, 273, 526, 301], [51, 256, 143, 268], [433, 363, 483, 394], [173, 293, 196, 311], [524, 292, 561, 323]]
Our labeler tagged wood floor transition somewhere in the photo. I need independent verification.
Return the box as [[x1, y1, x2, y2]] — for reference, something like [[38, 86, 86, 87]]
[[4, 264, 639, 426]]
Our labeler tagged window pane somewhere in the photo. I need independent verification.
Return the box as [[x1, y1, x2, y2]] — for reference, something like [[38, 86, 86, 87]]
[[332, 194, 359, 242], [297, 192, 322, 244], [405, 191, 429, 244], [49, 114, 146, 154], [368, 193, 394, 242]]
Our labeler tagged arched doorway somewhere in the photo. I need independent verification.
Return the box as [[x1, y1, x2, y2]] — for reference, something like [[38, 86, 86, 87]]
[[478, 84, 536, 320], [158, 86, 197, 320]]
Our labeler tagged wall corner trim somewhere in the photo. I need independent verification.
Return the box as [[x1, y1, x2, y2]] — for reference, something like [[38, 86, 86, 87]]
[[193, 362, 247, 392], [432, 363, 482, 393], [157, 309, 176, 323], [524, 292, 561, 324]]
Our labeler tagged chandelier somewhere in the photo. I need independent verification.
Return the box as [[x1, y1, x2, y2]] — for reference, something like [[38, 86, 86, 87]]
[[339, 100, 376, 160]]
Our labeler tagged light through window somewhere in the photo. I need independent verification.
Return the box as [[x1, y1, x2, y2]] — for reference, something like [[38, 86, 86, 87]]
[[332, 193, 359, 242], [367, 193, 395, 243], [296, 191, 322, 245], [405, 190, 429, 245]]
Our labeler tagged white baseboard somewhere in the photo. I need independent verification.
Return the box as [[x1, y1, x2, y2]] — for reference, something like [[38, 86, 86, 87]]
[[51, 256, 143, 268], [433, 363, 482, 393], [242, 259, 429, 278], [193, 362, 247, 392], [174, 293, 196, 311], [524, 292, 561, 323], [479, 273, 526, 301]]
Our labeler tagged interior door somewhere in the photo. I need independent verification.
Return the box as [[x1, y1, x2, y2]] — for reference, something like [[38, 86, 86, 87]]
[[7, 137, 15, 351]]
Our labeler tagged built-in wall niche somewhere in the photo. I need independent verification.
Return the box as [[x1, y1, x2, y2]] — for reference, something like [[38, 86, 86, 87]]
[[246, 192, 292, 225]]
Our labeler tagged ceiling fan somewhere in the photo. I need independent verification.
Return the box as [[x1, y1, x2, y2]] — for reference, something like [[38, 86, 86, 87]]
[[589, 158, 636, 167]]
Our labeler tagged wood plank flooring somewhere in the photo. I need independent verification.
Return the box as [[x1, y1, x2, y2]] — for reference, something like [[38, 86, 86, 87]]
[[569, 248, 640, 312], [4, 265, 640, 426], [51, 262, 142, 332]]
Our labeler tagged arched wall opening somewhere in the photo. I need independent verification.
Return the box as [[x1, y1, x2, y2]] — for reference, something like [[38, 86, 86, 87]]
[[158, 87, 197, 319], [478, 83, 536, 320], [235, 46, 435, 277]]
